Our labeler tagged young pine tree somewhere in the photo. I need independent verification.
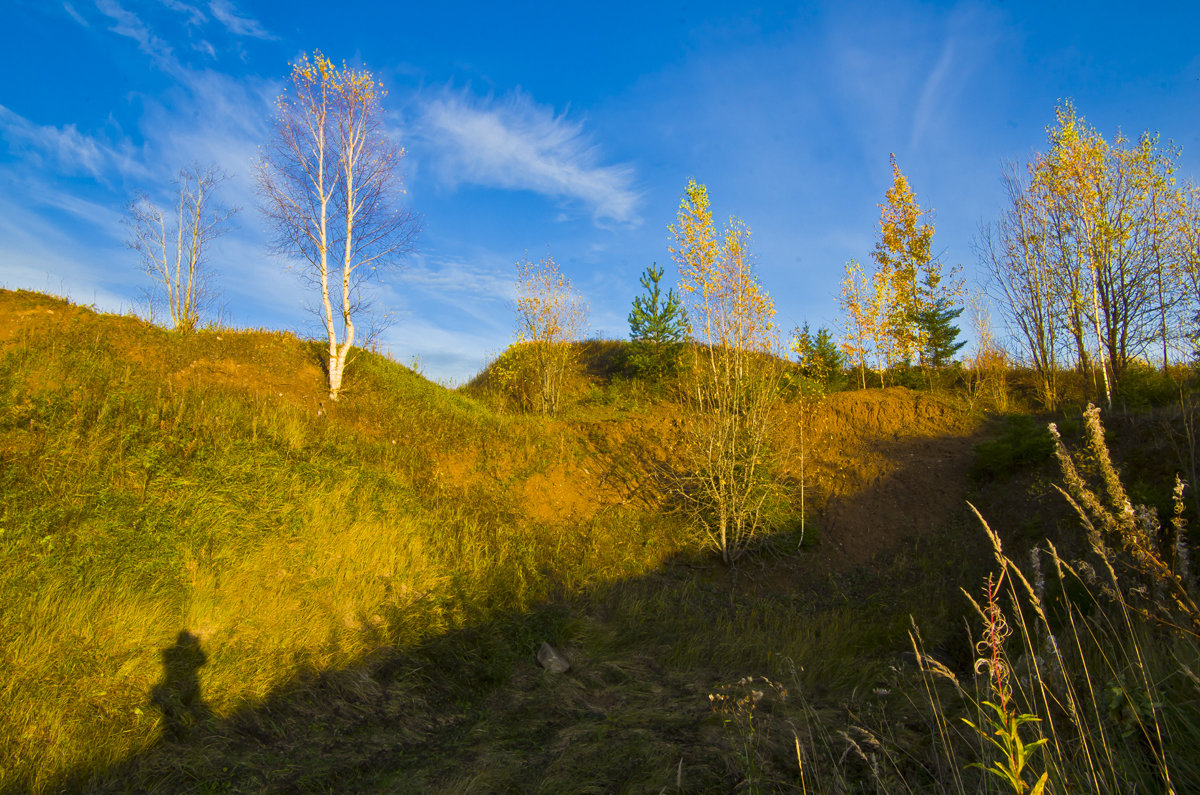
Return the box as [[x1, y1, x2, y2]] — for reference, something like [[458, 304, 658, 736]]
[[917, 299, 967, 367], [790, 323, 842, 544], [627, 262, 688, 378], [792, 322, 844, 389]]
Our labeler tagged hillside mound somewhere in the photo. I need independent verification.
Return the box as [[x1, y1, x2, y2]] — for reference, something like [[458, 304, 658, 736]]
[[1, 290, 327, 404], [0, 289, 983, 579], [0, 290, 990, 792]]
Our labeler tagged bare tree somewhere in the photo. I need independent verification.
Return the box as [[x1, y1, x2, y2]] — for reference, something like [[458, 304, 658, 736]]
[[257, 51, 419, 400], [976, 162, 1062, 409], [125, 164, 236, 332]]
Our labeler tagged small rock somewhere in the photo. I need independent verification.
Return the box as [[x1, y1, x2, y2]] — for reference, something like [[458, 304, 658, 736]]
[[536, 641, 570, 674]]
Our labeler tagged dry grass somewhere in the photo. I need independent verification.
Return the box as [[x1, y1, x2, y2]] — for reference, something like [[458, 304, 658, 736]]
[[5, 289, 1199, 792], [0, 290, 697, 791]]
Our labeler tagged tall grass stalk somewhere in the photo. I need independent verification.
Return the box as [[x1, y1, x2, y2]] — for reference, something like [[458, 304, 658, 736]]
[[906, 403, 1200, 793]]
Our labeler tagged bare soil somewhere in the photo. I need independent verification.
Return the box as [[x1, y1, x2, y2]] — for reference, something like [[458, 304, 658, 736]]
[[806, 388, 983, 568]]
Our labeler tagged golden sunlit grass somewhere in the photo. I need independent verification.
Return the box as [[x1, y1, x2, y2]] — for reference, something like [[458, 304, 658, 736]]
[[0, 290, 695, 791], [4, 289, 1200, 792]]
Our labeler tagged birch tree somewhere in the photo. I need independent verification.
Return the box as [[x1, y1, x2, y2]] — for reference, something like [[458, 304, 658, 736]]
[[977, 163, 1063, 409], [872, 155, 929, 365], [513, 254, 588, 415], [670, 179, 783, 564], [838, 258, 875, 389], [125, 164, 236, 332], [872, 155, 963, 372], [257, 51, 419, 401], [1035, 103, 1116, 405], [1178, 184, 1200, 346], [985, 102, 1193, 406]]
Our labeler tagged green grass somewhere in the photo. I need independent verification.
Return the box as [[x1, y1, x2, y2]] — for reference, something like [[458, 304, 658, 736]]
[[970, 413, 1056, 482]]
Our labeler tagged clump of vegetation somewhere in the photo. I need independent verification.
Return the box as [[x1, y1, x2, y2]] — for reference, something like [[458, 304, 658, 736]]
[[467, 341, 543, 412], [945, 406, 1200, 792], [711, 404, 1200, 793], [971, 413, 1056, 481], [790, 322, 845, 393], [512, 253, 590, 415], [838, 155, 965, 389], [1115, 360, 1184, 410], [669, 179, 790, 564]]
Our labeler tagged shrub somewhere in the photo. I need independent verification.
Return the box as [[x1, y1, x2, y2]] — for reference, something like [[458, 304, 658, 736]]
[[971, 414, 1056, 481], [1116, 360, 1180, 410]]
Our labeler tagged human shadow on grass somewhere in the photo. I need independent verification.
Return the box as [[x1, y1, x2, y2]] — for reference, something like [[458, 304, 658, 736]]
[[149, 630, 214, 742]]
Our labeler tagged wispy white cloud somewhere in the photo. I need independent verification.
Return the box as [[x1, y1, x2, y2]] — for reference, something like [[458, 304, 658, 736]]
[[63, 2, 89, 27], [0, 58, 283, 333], [910, 39, 957, 151], [90, 0, 270, 72], [0, 194, 134, 315], [158, 0, 207, 27], [21, 180, 126, 230], [402, 256, 514, 302], [379, 252, 513, 336], [208, 0, 272, 39], [354, 249, 522, 383], [95, 0, 174, 65], [420, 89, 641, 226], [133, 68, 275, 212], [0, 104, 144, 181], [823, 3, 1001, 166]]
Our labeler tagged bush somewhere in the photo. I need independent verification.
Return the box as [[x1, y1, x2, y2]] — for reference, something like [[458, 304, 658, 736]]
[[971, 413, 1055, 481], [1116, 360, 1181, 409], [464, 345, 542, 413]]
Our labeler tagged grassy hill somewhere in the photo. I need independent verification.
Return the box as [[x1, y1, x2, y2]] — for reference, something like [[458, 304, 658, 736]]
[[3, 289, 1197, 792]]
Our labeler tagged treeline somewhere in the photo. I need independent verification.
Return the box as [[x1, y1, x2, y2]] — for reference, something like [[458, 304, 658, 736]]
[[979, 101, 1200, 410], [632, 101, 1200, 413], [126, 49, 1200, 418]]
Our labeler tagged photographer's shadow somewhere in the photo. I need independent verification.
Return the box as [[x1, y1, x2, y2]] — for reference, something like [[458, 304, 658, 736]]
[[149, 629, 213, 740]]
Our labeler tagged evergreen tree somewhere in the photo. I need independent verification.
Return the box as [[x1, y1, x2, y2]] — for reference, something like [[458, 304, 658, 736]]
[[791, 322, 844, 388], [627, 262, 688, 377], [917, 299, 967, 367], [789, 323, 842, 544], [813, 326, 844, 386]]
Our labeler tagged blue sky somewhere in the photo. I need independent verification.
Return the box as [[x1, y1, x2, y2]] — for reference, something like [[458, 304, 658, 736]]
[[3, 1, 1200, 383]]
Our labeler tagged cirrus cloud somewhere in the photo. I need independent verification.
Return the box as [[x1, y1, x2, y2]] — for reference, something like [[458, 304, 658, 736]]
[[420, 89, 641, 227]]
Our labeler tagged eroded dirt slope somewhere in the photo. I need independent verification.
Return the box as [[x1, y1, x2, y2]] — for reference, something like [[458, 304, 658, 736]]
[[806, 388, 983, 567]]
